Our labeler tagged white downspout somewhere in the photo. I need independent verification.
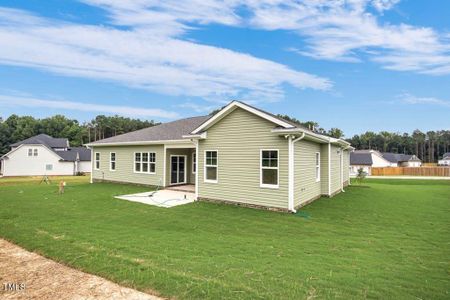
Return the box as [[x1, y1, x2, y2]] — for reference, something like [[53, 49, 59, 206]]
[[288, 133, 305, 213], [348, 150, 351, 186]]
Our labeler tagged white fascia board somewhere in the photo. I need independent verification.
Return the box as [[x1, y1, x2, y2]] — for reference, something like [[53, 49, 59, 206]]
[[85, 139, 190, 147], [191, 101, 294, 134]]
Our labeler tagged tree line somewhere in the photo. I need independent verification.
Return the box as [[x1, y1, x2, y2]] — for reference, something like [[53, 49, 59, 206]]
[[0, 114, 158, 156], [347, 130, 450, 163], [1, 112, 449, 163]]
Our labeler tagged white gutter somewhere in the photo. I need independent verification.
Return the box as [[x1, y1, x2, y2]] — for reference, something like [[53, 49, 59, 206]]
[[85, 139, 191, 147], [288, 132, 305, 213], [182, 132, 207, 139]]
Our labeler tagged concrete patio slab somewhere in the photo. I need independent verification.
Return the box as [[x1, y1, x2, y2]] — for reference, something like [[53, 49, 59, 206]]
[[115, 189, 195, 208]]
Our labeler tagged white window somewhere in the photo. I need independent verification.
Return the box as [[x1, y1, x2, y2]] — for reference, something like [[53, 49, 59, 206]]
[[134, 152, 156, 174], [33, 148, 38, 156], [204, 150, 218, 183], [46, 164, 53, 171], [95, 152, 100, 170], [28, 149, 32, 156], [192, 152, 196, 174], [260, 150, 278, 188], [110, 152, 116, 171], [315, 152, 321, 182]]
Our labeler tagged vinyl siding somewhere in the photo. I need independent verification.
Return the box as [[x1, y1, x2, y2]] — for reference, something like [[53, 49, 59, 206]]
[[320, 144, 330, 195], [330, 144, 342, 194], [197, 107, 289, 209], [92, 145, 164, 186], [165, 148, 195, 186], [2, 145, 74, 176], [294, 140, 321, 207]]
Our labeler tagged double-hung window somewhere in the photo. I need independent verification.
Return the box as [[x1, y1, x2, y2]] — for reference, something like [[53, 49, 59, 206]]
[[315, 152, 320, 182], [261, 150, 278, 188], [95, 152, 100, 170], [28, 149, 33, 157], [110, 152, 116, 171], [33, 148, 38, 156], [204, 151, 218, 183], [134, 152, 156, 174]]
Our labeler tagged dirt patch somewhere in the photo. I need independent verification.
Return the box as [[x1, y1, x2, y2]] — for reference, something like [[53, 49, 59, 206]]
[[0, 239, 163, 300]]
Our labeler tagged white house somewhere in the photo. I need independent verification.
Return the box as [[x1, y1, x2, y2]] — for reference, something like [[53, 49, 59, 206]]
[[438, 152, 450, 166], [350, 150, 395, 175], [381, 152, 422, 167], [0, 134, 91, 176]]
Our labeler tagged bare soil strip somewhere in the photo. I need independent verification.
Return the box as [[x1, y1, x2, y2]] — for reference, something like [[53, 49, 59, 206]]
[[0, 239, 163, 300]]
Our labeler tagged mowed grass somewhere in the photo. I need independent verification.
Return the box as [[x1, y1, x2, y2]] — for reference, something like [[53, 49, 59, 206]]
[[0, 177, 449, 299]]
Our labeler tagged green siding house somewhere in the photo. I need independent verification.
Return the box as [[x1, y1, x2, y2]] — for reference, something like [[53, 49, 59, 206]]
[[87, 101, 352, 212]]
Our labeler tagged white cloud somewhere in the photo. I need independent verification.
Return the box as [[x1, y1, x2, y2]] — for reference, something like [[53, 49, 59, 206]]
[[0, 94, 179, 118], [398, 93, 450, 108], [77, 1, 450, 75], [0, 6, 331, 103]]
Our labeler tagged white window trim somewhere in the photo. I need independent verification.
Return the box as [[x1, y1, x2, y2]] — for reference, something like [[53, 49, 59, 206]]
[[315, 152, 321, 182], [109, 152, 116, 172], [33, 148, 38, 156], [204, 150, 218, 183], [94, 152, 100, 170], [192, 152, 196, 174], [28, 149, 33, 157], [133, 152, 156, 174], [260, 149, 279, 189]]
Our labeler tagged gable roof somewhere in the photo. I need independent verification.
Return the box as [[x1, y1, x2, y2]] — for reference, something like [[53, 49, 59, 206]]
[[350, 152, 373, 165], [11, 134, 68, 148], [88, 116, 210, 146], [56, 147, 91, 161], [381, 152, 421, 163], [190, 101, 295, 134]]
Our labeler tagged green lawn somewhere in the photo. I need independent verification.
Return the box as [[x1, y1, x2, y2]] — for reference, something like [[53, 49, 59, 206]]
[[0, 177, 449, 299]]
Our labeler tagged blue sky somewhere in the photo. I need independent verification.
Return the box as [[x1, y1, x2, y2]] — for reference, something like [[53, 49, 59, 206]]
[[0, 0, 449, 137]]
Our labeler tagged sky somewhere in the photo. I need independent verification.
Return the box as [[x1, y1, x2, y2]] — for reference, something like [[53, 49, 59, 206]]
[[0, 0, 449, 137]]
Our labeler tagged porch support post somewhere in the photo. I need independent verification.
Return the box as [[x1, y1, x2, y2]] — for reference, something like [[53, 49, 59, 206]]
[[163, 144, 166, 187], [328, 142, 331, 196], [194, 140, 199, 200], [288, 135, 294, 212], [89, 147, 93, 184]]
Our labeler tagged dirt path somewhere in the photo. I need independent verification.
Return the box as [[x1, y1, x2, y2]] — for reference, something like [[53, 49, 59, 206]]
[[0, 239, 163, 300]]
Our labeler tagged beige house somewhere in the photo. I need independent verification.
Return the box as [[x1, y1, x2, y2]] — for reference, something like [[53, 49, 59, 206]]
[[87, 101, 352, 212]]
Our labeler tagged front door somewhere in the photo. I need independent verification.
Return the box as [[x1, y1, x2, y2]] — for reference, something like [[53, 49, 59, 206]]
[[170, 155, 186, 185]]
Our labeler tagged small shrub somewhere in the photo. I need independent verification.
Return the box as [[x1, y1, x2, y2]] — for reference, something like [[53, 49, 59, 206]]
[[356, 167, 367, 184]]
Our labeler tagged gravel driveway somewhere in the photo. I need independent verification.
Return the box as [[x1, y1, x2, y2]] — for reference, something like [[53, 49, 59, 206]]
[[0, 239, 162, 300]]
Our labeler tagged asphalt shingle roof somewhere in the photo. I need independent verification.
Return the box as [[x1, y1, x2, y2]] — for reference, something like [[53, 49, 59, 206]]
[[443, 152, 450, 159], [56, 147, 91, 161], [11, 134, 68, 148], [381, 152, 420, 163], [89, 116, 211, 145], [350, 152, 373, 165]]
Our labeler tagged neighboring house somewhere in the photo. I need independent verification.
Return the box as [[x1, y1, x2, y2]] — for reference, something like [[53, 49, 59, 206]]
[[0, 134, 91, 176], [350, 150, 395, 175], [381, 152, 422, 167], [87, 101, 352, 212], [438, 152, 450, 166]]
